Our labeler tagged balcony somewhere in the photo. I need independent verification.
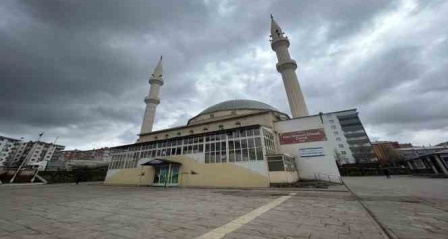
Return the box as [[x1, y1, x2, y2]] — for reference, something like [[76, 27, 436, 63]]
[[339, 119, 361, 126], [341, 125, 364, 132]]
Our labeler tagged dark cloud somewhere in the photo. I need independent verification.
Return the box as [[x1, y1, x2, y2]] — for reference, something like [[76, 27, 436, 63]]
[[0, 0, 447, 148]]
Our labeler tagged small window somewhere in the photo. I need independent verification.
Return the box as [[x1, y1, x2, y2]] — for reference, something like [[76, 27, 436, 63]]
[[338, 144, 344, 148], [329, 120, 334, 123], [336, 137, 341, 141], [334, 132, 339, 135], [341, 151, 347, 155], [331, 125, 336, 129]]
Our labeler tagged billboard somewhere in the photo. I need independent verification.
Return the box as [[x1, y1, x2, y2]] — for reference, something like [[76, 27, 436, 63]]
[[279, 128, 326, 145]]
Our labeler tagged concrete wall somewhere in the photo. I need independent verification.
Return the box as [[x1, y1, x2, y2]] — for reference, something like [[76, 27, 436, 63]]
[[137, 112, 277, 143], [268, 171, 299, 183], [105, 166, 154, 186], [104, 156, 270, 188], [274, 116, 341, 180]]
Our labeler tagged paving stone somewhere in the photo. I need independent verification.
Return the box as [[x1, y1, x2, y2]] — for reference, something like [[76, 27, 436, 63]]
[[1, 183, 388, 239], [344, 176, 448, 239]]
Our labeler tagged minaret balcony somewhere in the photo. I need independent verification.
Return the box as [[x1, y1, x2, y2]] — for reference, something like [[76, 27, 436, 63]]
[[271, 38, 290, 51], [276, 60, 297, 72], [144, 97, 160, 104], [149, 78, 164, 86]]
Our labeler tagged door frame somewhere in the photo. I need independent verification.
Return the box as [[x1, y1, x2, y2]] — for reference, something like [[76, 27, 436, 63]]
[[152, 163, 180, 187]]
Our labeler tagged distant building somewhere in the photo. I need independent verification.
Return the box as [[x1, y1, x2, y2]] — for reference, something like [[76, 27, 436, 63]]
[[61, 147, 111, 162], [8, 141, 65, 170], [326, 110, 377, 164], [406, 150, 448, 175], [371, 141, 402, 166], [396, 146, 448, 160], [0, 135, 20, 168]]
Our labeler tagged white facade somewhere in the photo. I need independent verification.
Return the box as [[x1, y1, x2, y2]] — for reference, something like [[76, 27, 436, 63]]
[[322, 113, 356, 164], [274, 115, 341, 180], [9, 141, 65, 170], [0, 136, 20, 167]]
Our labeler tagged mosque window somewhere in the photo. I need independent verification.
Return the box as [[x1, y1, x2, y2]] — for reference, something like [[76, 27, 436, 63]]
[[205, 133, 227, 163], [263, 128, 276, 155]]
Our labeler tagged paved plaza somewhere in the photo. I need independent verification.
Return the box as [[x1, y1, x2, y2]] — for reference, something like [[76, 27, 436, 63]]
[[0, 183, 385, 239], [344, 176, 448, 239]]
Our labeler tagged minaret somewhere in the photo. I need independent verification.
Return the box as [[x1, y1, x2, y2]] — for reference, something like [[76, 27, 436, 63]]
[[140, 56, 163, 135], [270, 15, 309, 117]]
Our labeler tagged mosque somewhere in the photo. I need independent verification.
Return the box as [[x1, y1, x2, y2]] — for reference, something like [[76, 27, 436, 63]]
[[104, 17, 373, 187]]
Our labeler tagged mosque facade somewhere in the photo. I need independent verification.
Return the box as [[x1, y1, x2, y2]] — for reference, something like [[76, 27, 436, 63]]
[[104, 17, 375, 187]]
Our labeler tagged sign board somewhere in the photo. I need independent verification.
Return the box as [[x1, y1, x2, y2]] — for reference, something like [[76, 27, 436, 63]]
[[279, 128, 326, 145], [299, 147, 325, 157]]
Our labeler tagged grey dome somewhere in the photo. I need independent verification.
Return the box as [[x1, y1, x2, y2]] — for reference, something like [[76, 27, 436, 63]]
[[199, 99, 281, 115]]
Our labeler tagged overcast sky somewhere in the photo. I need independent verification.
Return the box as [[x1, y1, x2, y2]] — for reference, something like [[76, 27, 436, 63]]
[[1, 0, 447, 150]]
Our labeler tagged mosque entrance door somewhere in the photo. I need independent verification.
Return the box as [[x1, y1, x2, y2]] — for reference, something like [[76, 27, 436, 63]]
[[153, 164, 179, 187]]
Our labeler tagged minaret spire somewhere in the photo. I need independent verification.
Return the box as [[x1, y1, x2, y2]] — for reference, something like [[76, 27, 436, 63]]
[[270, 16, 309, 117], [139, 56, 164, 135]]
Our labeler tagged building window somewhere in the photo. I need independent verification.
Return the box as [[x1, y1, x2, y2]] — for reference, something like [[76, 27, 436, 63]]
[[334, 131, 339, 135], [227, 128, 263, 163], [331, 125, 336, 129], [336, 137, 341, 141], [341, 151, 347, 155], [263, 128, 276, 155], [338, 144, 344, 148], [219, 125, 224, 130], [329, 120, 334, 123], [267, 156, 284, 171]]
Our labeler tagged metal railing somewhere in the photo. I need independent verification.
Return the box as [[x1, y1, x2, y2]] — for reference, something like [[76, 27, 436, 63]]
[[314, 172, 343, 184]]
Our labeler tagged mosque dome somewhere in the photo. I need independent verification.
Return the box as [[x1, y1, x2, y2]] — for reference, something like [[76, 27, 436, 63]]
[[187, 99, 289, 126], [199, 99, 280, 115]]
